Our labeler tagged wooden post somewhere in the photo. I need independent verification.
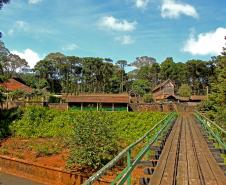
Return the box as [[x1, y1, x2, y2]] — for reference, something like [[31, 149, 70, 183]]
[[81, 102, 83, 111], [127, 104, 129, 112], [97, 103, 99, 111]]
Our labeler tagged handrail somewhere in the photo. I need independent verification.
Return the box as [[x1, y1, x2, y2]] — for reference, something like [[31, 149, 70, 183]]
[[194, 111, 226, 150], [83, 112, 177, 185], [195, 111, 226, 134]]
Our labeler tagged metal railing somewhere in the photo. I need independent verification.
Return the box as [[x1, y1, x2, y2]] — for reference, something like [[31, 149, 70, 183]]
[[194, 111, 226, 150], [83, 112, 177, 185]]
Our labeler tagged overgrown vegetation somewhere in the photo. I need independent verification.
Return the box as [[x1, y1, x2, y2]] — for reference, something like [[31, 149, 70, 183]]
[[0, 108, 22, 139], [0, 39, 220, 96], [8, 106, 167, 169], [198, 38, 226, 128], [67, 111, 118, 169]]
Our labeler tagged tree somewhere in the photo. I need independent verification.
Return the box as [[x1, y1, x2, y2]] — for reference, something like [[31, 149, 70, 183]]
[[178, 84, 192, 97], [186, 60, 209, 95], [0, 0, 10, 10], [116, 60, 127, 92], [0, 86, 5, 103], [131, 79, 150, 96], [199, 36, 226, 126], [160, 57, 176, 80]]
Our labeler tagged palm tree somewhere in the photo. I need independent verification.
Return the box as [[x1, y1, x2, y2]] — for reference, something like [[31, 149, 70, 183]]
[[0, 0, 10, 9]]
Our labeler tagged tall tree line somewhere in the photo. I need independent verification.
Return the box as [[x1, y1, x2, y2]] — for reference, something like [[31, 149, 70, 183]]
[[0, 40, 221, 96]]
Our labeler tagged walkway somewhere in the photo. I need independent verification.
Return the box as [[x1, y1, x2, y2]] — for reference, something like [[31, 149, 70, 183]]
[[149, 113, 226, 185]]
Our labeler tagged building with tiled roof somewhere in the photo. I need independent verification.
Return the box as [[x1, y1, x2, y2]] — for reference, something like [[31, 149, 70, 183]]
[[0, 78, 32, 93]]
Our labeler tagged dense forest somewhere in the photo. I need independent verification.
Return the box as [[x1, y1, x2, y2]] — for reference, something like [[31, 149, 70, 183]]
[[0, 40, 220, 96]]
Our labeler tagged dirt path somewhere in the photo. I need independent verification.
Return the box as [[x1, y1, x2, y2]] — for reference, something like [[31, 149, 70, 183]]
[[149, 113, 226, 185]]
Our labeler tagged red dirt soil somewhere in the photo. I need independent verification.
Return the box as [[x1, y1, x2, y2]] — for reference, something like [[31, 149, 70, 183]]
[[0, 137, 148, 184], [0, 137, 68, 169]]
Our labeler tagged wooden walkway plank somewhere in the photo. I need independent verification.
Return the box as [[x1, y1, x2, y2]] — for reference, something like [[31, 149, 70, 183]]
[[176, 115, 189, 185], [184, 115, 201, 185], [190, 116, 226, 185], [148, 113, 226, 185], [149, 117, 182, 185], [188, 116, 219, 185]]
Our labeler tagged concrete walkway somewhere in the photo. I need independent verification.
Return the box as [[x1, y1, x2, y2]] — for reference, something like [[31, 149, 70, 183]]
[[0, 173, 43, 185]]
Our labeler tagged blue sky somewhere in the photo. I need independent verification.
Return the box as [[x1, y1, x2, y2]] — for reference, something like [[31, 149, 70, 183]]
[[0, 0, 226, 68]]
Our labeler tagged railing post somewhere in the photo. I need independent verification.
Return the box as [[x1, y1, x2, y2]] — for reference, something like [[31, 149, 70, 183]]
[[127, 149, 132, 185]]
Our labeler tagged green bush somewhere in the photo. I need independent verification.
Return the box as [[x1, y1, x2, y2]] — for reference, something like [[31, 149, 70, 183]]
[[48, 95, 61, 103], [10, 106, 167, 169], [10, 106, 78, 138], [67, 111, 118, 169], [143, 94, 153, 103], [0, 108, 22, 139]]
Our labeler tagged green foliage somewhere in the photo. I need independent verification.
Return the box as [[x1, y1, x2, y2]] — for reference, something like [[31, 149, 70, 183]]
[[0, 86, 6, 102], [178, 84, 192, 97], [10, 106, 75, 138], [143, 93, 153, 103], [35, 144, 60, 157], [10, 106, 167, 168], [198, 39, 226, 127], [131, 79, 150, 96], [68, 111, 118, 169], [9, 89, 25, 100], [48, 95, 61, 103], [0, 108, 22, 139]]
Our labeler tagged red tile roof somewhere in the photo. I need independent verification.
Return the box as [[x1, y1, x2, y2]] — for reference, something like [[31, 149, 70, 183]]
[[0, 78, 32, 93]]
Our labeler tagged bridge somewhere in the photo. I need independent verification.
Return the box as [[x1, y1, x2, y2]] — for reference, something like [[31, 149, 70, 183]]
[[84, 112, 226, 185]]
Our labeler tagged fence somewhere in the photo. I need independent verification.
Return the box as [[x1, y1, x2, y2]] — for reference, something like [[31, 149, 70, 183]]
[[83, 112, 177, 185]]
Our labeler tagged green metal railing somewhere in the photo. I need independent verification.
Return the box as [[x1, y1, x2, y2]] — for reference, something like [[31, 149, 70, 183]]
[[195, 111, 226, 150], [83, 112, 177, 185]]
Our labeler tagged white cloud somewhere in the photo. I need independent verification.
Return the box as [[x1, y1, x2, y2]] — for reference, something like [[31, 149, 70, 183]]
[[15, 20, 28, 29], [161, 0, 198, 19], [135, 0, 149, 9], [8, 20, 29, 36], [8, 29, 14, 36], [62, 44, 79, 51], [182, 27, 226, 56], [8, 20, 53, 36], [99, 16, 136, 32], [28, 0, 42, 5], [115, 35, 135, 45], [11, 49, 41, 68]]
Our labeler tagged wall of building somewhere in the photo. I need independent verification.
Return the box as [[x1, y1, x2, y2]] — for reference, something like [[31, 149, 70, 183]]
[[130, 103, 196, 112]]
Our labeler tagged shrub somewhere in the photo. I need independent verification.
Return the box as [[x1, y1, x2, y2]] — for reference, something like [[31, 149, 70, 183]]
[[35, 144, 60, 157], [10, 106, 57, 137], [67, 111, 118, 169], [143, 94, 153, 103], [48, 95, 61, 103], [178, 84, 192, 97], [0, 108, 22, 139]]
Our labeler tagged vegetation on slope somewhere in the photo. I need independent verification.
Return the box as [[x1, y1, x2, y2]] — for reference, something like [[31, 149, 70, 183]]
[[8, 106, 167, 168]]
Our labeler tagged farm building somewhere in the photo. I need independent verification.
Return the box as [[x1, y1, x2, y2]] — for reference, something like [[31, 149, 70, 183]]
[[0, 78, 32, 93], [152, 79, 175, 102], [152, 79, 207, 103], [65, 93, 130, 111]]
